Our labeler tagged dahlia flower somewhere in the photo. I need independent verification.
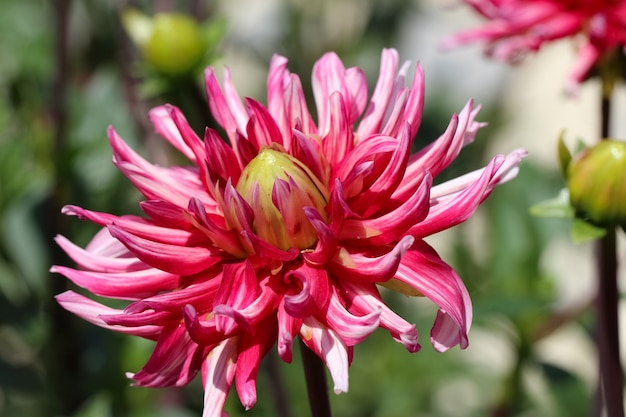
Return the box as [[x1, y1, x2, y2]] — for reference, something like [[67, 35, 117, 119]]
[[52, 48, 525, 416], [442, 0, 626, 90]]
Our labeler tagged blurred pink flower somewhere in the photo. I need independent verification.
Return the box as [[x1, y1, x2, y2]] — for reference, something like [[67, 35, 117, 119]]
[[443, 0, 626, 90], [52, 48, 525, 417]]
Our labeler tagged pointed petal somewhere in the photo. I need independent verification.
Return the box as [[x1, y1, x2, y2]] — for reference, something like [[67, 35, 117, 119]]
[[129, 323, 205, 387], [394, 241, 472, 351], [51, 265, 180, 299], [235, 317, 277, 409], [324, 288, 381, 346], [283, 264, 331, 318], [337, 280, 420, 352], [300, 317, 349, 394], [108, 224, 223, 275], [201, 338, 238, 417], [328, 235, 414, 283], [55, 291, 161, 338]]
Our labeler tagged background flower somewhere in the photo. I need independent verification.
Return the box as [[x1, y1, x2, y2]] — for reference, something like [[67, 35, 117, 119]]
[[442, 0, 626, 90], [51, 48, 524, 417]]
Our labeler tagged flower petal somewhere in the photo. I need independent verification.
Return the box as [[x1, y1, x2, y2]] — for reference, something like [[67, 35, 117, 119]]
[[394, 241, 472, 351], [55, 291, 161, 338], [300, 317, 349, 394]]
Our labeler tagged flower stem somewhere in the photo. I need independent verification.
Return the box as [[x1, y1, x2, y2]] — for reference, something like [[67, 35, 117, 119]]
[[594, 81, 624, 417], [300, 339, 332, 417]]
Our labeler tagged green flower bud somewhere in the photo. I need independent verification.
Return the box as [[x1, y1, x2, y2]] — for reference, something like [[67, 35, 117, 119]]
[[236, 147, 328, 250], [122, 9, 204, 76], [568, 140, 626, 227]]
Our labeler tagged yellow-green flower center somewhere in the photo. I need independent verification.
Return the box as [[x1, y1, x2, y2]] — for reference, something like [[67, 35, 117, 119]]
[[236, 147, 328, 250]]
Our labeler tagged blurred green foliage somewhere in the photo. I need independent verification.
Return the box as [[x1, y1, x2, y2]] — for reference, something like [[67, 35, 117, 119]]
[[0, 1, 594, 417]]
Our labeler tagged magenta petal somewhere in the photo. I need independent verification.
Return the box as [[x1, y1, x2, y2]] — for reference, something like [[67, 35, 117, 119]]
[[324, 288, 381, 346], [328, 235, 414, 283], [55, 291, 161, 339], [130, 323, 205, 387], [201, 337, 238, 417], [55, 233, 146, 273], [149, 105, 197, 163], [235, 317, 277, 409], [245, 98, 284, 149], [394, 241, 472, 351], [213, 276, 281, 331], [300, 317, 349, 394], [63, 205, 208, 246], [283, 264, 331, 318], [108, 225, 223, 275], [51, 265, 180, 299], [213, 261, 259, 334], [338, 280, 421, 352], [276, 299, 302, 363]]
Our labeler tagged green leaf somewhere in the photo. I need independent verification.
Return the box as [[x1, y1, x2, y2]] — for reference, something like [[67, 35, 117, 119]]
[[557, 131, 572, 178], [570, 218, 607, 243], [529, 188, 575, 219]]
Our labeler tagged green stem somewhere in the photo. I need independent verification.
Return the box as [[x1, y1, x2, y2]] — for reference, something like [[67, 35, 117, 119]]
[[300, 339, 332, 417], [594, 80, 624, 417]]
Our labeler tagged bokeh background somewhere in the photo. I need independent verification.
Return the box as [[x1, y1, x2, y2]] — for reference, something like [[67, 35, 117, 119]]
[[1, 0, 623, 416]]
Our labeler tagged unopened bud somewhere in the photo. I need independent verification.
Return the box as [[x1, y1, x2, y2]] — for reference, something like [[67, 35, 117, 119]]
[[568, 140, 626, 226], [236, 147, 328, 250]]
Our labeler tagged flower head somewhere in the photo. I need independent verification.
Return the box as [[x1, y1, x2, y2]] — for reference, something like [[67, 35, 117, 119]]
[[52, 48, 525, 416], [443, 0, 626, 90]]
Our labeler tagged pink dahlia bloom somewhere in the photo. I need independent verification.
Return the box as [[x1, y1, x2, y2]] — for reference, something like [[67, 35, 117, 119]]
[[52, 48, 525, 416], [443, 0, 626, 90]]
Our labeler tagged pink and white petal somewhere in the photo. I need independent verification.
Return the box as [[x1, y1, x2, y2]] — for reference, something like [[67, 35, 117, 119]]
[[235, 317, 277, 409], [205, 67, 247, 141], [312, 52, 348, 137], [284, 75, 318, 137], [357, 48, 400, 137], [277, 299, 302, 363], [55, 234, 146, 273], [323, 287, 381, 346], [184, 305, 228, 346], [127, 272, 221, 315], [344, 66, 368, 123], [401, 62, 425, 140], [213, 276, 282, 331], [213, 261, 260, 334], [348, 123, 413, 217], [55, 291, 161, 339], [63, 205, 208, 246], [339, 174, 431, 246], [245, 98, 284, 149], [108, 225, 223, 275], [204, 127, 244, 184], [322, 91, 354, 168], [302, 207, 338, 266], [337, 281, 420, 352], [201, 337, 238, 417], [187, 198, 246, 257], [140, 200, 202, 230], [108, 127, 211, 209], [51, 265, 180, 299], [149, 105, 197, 162], [328, 235, 414, 283], [300, 317, 349, 394], [283, 264, 331, 318], [394, 241, 472, 351], [129, 323, 205, 387]]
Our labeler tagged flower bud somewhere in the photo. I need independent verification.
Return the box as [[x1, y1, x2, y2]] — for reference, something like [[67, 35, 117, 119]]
[[568, 140, 626, 226], [122, 9, 204, 76], [236, 147, 328, 250]]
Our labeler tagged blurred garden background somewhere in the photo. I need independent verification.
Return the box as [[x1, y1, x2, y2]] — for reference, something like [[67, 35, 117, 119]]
[[1, 0, 622, 416]]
